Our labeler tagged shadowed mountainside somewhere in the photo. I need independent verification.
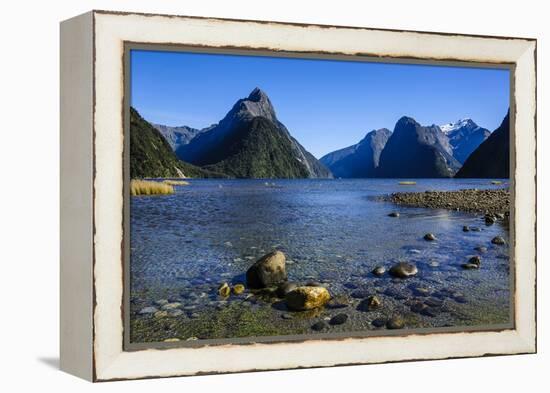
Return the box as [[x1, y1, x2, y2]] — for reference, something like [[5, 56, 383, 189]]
[[129, 107, 227, 179], [320, 128, 392, 178], [377, 116, 461, 178], [455, 111, 510, 179], [176, 88, 332, 179]]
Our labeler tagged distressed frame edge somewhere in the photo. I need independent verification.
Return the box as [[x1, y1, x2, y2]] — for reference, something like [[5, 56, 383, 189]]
[[59, 10, 95, 381], [89, 11, 537, 381]]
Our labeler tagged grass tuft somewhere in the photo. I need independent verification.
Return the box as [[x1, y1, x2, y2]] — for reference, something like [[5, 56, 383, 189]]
[[163, 180, 190, 186], [130, 180, 174, 196]]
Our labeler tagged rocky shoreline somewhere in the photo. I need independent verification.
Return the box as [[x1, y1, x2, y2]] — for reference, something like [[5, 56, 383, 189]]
[[386, 188, 510, 217]]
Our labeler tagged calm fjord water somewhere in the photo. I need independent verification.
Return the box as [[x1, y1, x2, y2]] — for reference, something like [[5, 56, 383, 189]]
[[130, 179, 510, 342]]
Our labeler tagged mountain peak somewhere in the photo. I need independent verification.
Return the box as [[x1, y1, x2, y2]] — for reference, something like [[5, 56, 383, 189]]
[[231, 88, 276, 122], [247, 87, 268, 101], [395, 116, 420, 130], [440, 118, 478, 134]]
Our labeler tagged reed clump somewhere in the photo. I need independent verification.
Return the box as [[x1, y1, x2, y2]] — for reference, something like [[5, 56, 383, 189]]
[[163, 180, 190, 186], [130, 180, 174, 196]]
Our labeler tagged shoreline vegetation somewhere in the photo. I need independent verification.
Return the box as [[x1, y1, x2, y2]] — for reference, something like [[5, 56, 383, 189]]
[[130, 179, 175, 196]]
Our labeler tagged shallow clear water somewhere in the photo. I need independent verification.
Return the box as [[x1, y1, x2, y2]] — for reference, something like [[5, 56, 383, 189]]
[[130, 179, 510, 342]]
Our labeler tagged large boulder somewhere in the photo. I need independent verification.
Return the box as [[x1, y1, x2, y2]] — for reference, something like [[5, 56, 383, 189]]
[[285, 286, 331, 311], [246, 251, 287, 289]]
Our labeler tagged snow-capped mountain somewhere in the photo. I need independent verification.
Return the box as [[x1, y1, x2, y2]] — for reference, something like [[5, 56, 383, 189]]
[[438, 118, 491, 164]]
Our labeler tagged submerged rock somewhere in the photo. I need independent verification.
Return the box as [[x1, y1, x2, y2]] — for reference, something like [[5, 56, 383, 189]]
[[462, 226, 470, 232], [232, 283, 245, 295], [357, 295, 381, 312], [161, 302, 182, 310], [474, 246, 488, 253], [388, 212, 400, 217], [218, 283, 231, 297], [372, 266, 386, 276], [468, 255, 482, 267], [372, 318, 387, 328], [276, 282, 297, 298], [411, 302, 428, 313], [411, 286, 431, 296], [286, 286, 331, 311], [389, 262, 418, 278], [424, 233, 436, 241], [311, 321, 328, 331], [246, 251, 287, 289], [461, 263, 479, 270], [491, 236, 506, 245], [386, 316, 405, 329], [139, 306, 158, 315], [485, 214, 496, 225], [425, 297, 444, 307], [329, 313, 349, 325], [351, 289, 370, 299]]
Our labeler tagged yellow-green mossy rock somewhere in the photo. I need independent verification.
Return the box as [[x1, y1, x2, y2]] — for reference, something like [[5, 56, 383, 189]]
[[218, 282, 231, 297], [233, 283, 245, 295], [285, 286, 331, 311]]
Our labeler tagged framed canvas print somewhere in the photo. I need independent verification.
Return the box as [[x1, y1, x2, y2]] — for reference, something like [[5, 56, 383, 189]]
[[60, 10, 537, 381]]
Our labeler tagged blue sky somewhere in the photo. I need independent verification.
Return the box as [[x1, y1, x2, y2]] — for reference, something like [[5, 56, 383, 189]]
[[131, 49, 510, 158]]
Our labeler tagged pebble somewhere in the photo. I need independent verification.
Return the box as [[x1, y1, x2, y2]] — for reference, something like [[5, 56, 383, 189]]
[[389, 262, 418, 278], [154, 299, 169, 306], [428, 260, 440, 268], [468, 255, 482, 266], [491, 236, 506, 245], [329, 313, 349, 325], [470, 227, 481, 232], [425, 297, 444, 307], [326, 299, 349, 309], [218, 282, 231, 297], [372, 266, 386, 277], [161, 302, 181, 311], [154, 311, 169, 318], [281, 313, 293, 320], [371, 318, 387, 328], [168, 309, 183, 317], [453, 295, 468, 304], [386, 316, 405, 329], [411, 286, 431, 296], [139, 306, 158, 315], [163, 338, 180, 342], [424, 233, 436, 241], [232, 283, 245, 295], [462, 226, 470, 232], [474, 246, 488, 253], [351, 290, 370, 299], [388, 212, 400, 217], [357, 295, 381, 312], [411, 302, 428, 313], [311, 321, 328, 331]]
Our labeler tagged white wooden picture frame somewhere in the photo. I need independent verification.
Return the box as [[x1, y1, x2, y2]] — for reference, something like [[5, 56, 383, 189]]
[[60, 10, 536, 381]]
